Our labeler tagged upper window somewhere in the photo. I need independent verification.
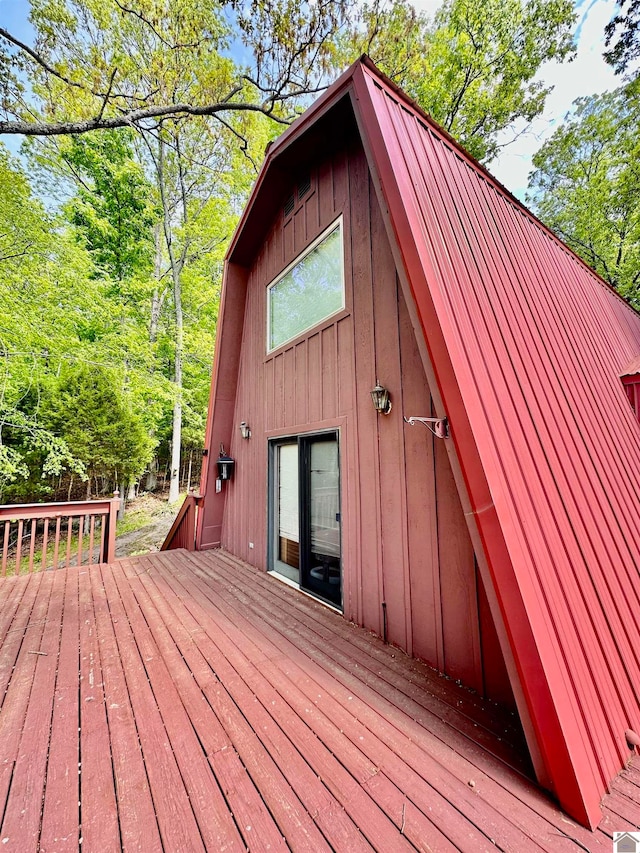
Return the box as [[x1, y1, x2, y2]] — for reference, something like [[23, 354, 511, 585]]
[[267, 218, 344, 353]]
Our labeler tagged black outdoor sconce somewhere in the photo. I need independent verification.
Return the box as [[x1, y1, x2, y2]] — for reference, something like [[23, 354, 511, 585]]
[[217, 444, 235, 481], [371, 381, 392, 415]]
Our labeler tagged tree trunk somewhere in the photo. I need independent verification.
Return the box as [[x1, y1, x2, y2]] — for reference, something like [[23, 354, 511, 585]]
[[155, 131, 186, 505], [147, 456, 158, 491], [85, 478, 91, 534], [149, 223, 167, 343], [118, 486, 126, 521], [167, 230, 183, 504], [168, 343, 182, 503]]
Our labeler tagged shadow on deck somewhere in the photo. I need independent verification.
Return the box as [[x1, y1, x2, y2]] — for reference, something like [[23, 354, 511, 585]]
[[0, 548, 638, 851]]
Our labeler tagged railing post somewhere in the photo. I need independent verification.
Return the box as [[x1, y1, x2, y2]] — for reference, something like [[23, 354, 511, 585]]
[[103, 490, 119, 564]]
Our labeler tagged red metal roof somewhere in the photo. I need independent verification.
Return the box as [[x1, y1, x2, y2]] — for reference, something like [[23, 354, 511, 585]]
[[203, 57, 640, 828], [621, 354, 640, 377], [350, 61, 640, 827]]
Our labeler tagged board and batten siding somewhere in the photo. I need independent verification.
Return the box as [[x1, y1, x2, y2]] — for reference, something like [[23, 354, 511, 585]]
[[220, 140, 512, 704]]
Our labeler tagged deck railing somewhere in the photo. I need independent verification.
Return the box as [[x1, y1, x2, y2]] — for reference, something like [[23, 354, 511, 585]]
[[161, 492, 201, 552], [0, 492, 120, 577]]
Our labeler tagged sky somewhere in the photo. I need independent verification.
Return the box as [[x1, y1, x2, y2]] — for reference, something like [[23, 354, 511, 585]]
[[0, 0, 623, 198]]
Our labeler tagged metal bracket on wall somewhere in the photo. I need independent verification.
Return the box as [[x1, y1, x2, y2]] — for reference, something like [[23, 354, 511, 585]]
[[403, 416, 449, 439]]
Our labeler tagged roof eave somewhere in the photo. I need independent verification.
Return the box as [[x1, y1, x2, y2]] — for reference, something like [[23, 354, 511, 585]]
[[226, 59, 362, 265]]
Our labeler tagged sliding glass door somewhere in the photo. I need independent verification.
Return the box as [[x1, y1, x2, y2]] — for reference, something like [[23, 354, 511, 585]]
[[270, 432, 342, 608]]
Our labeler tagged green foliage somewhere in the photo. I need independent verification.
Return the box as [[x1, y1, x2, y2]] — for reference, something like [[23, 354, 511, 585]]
[[604, 0, 640, 76], [62, 131, 157, 281], [527, 86, 640, 306], [0, 142, 168, 501], [25, 0, 231, 126], [41, 363, 155, 485], [0, 144, 91, 497], [339, 0, 576, 162]]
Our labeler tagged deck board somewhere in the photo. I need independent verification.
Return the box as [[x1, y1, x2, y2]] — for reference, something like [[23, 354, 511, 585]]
[[190, 551, 607, 851], [88, 564, 162, 853], [129, 556, 372, 853], [213, 549, 526, 755], [135, 560, 333, 852], [0, 548, 638, 852], [40, 567, 80, 851], [79, 566, 121, 853], [1, 569, 61, 848]]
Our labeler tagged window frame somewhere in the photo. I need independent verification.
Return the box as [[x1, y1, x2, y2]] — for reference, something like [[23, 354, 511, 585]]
[[266, 215, 345, 354], [622, 374, 640, 420]]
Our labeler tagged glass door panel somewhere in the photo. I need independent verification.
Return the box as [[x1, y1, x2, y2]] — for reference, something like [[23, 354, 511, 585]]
[[274, 442, 299, 582], [301, 435, 341, 607]]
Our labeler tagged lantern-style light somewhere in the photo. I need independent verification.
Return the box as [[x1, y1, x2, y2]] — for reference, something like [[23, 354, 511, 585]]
[[239, 421, 251, 439], [370, 382, 392, 415], [217, 444, 235, 481]]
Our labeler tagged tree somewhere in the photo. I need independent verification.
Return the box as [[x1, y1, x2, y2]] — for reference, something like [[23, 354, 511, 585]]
[[604, 0, 640, 75], [0, 138, 173, 502], [338, 0, 576, 163], [42, 363, 155, 496], [527, 88, 640, 306], [0, 143, 96, 498], [0, 0, 354, 137]]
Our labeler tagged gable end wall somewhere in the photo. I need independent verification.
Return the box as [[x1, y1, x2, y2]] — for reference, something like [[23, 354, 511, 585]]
[[218, 139, 513, 706]]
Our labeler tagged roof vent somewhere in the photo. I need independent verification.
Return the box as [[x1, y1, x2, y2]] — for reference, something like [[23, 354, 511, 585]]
[[297, 174, 311, 200], [283, 194, 295, 217]]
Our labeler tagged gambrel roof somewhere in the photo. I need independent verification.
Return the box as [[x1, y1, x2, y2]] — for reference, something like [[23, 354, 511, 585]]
[[201, 57, 640, 827]]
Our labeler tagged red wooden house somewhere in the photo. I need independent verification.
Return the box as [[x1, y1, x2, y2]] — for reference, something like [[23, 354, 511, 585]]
[[194, 57, 640, 829]]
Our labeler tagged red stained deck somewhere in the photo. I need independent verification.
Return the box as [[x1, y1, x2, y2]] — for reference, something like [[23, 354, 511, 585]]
[[0, 549, 637, 852]]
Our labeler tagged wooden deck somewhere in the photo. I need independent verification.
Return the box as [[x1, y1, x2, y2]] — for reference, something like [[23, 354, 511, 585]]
[[0, 550, 638, 852]]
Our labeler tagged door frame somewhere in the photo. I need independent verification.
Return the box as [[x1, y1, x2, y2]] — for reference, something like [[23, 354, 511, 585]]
[[267, 428, 342, 610]]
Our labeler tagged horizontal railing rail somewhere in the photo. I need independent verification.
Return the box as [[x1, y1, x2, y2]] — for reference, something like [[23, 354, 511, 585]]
[[0, 491, 120, 577], [161, 493, 201, 552]]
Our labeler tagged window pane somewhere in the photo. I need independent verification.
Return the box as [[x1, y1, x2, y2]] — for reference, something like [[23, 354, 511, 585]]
[[269, 224, 343, 351], [310, 440, 340, 560]]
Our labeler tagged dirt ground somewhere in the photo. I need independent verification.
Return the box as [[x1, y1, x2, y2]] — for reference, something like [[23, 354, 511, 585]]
[[114, 492, 183, 558]]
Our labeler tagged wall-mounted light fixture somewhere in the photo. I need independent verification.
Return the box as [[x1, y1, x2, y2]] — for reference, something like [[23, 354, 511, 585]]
[[403, 415, 449, 439], [216, 444, 236, 481], [239, 421, 251, 439], [371, 382, 392, 415]]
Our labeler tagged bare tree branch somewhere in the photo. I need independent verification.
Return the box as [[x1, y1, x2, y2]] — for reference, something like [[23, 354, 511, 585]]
[[97, 68, 118, 123], [0, 27, 89, 93], [0, 0, 351, 143], [0, 99, 292, 136], [0, 244, 33, 263]]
